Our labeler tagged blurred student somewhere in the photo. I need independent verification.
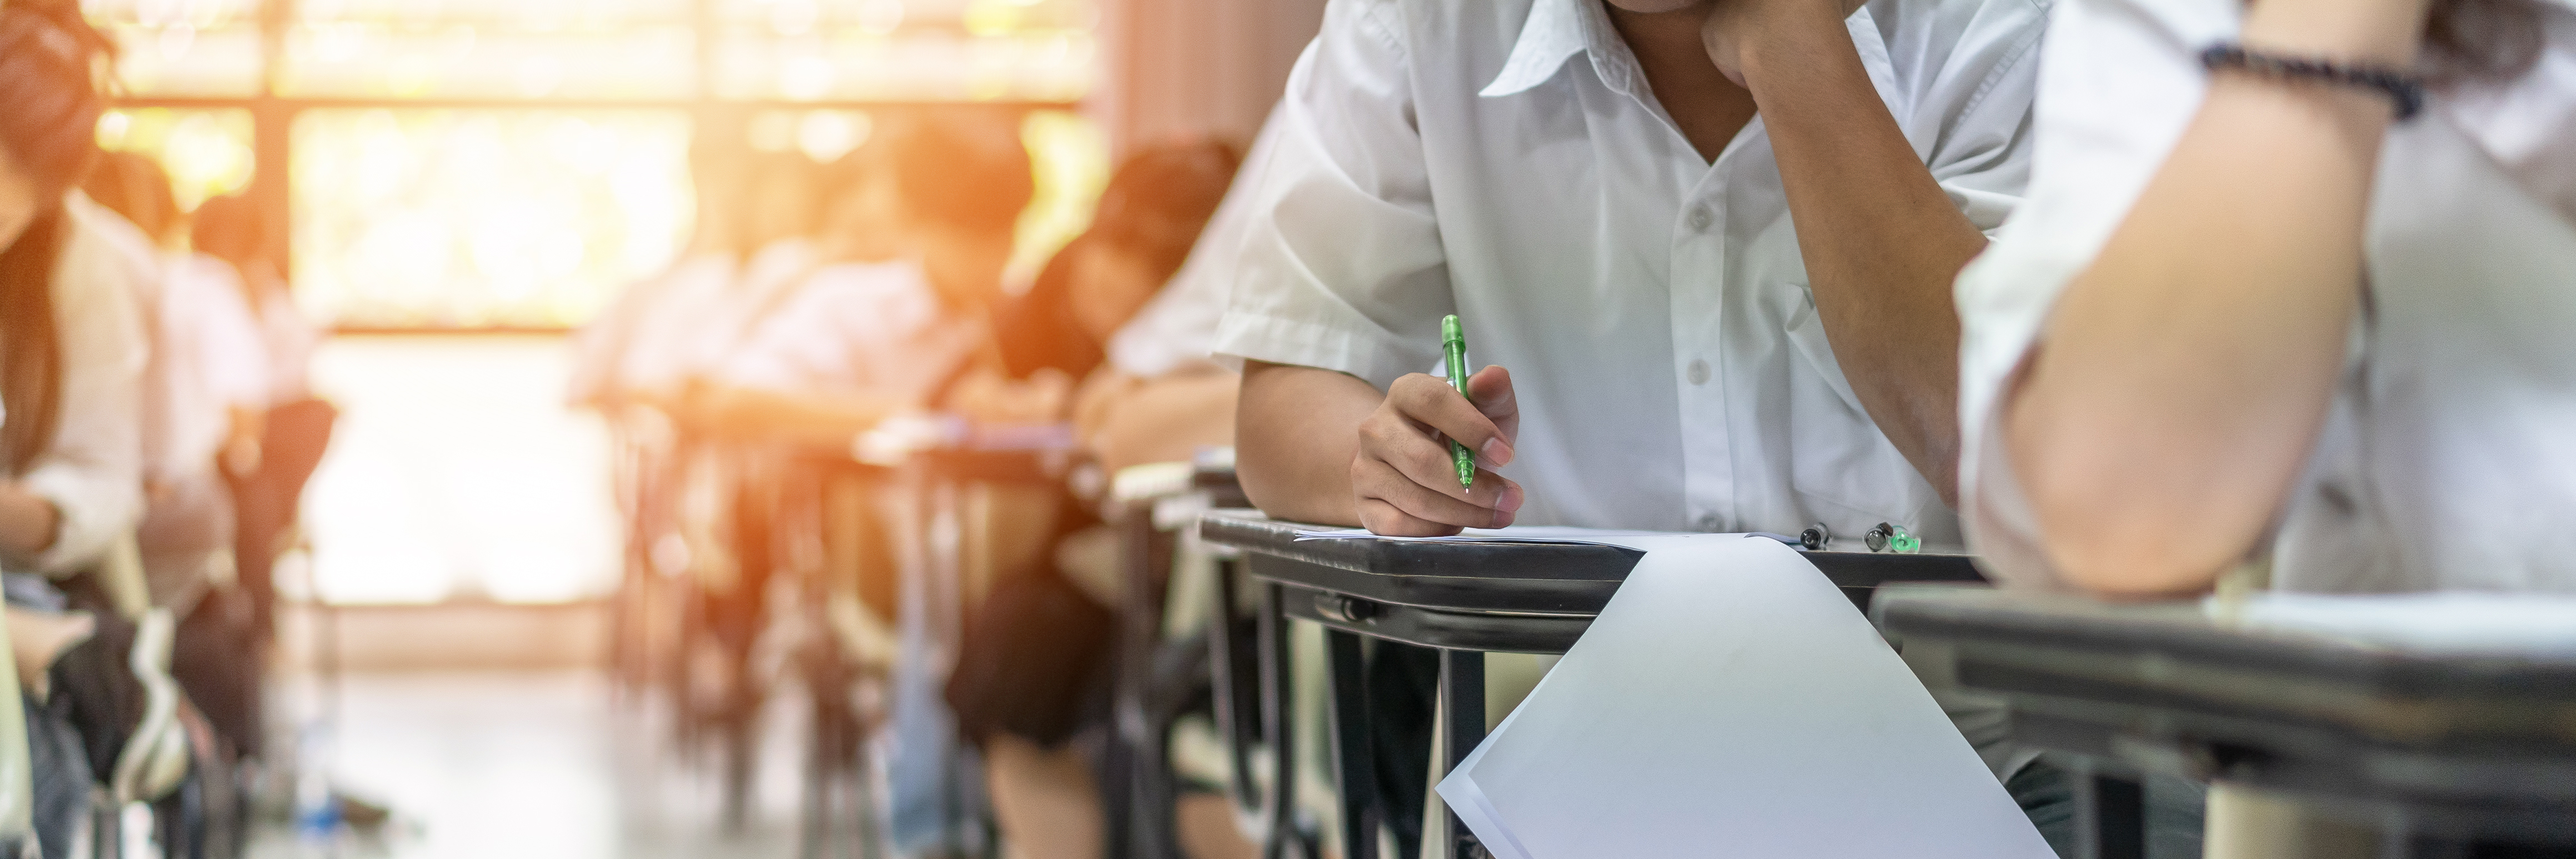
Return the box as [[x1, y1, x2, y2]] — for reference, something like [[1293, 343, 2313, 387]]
[[939, 139, 1246, 859], [189, 193, 326, 651], [80, 152, 269, 613], [0, 2, 152, 852], [1961, 3, 2570, 848], [567, 138, 748, 412], [703, 115, 1031, 445], [612, 151, 826, 411]]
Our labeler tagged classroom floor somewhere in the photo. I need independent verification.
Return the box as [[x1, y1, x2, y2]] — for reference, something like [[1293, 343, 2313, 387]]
[[245, 671, 808, 859]]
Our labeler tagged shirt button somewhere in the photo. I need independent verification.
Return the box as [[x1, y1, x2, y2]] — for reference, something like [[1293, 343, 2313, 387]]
[[1685, 358, 1710, 386], [1685, 206, 1715, 233]]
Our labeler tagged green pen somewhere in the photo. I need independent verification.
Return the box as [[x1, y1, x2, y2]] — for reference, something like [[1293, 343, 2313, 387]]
[[1442, 314, 1474, 490]]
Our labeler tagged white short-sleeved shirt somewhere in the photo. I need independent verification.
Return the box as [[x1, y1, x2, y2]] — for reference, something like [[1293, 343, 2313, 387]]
[[719, 258, 983, 407], [1956, 0, 2576, 593], [1214, 0, 2049, 541]]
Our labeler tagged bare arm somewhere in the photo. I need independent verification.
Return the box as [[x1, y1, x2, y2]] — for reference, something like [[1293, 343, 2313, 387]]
[[1709, 3, 1990, 506], [1235, 361, 1380, 526], [2003, 1, 2428, 596], [1236, 360, 1523, 534]]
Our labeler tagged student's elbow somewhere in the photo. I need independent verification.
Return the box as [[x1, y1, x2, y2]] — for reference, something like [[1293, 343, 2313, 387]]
[[1232, 361, 1354, 526], [2017, 450, 2237, 600]]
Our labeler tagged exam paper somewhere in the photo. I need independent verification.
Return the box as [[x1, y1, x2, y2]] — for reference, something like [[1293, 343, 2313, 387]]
[[1436, 534, 2053, 859]]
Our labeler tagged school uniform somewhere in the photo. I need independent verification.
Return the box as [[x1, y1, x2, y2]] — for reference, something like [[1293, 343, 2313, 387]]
[[1957, 0, 2576, 594], [1215, 0, 2049, 548], [716, 258, 983, 403], [7, 195, 151, 577]]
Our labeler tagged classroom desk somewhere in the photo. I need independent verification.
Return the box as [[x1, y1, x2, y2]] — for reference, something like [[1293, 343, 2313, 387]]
[[1199, 512, 1984, 859], [1872, 586, 2576, 859]]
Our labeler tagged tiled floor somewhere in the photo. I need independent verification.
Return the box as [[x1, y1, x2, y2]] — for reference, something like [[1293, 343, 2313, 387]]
[[248, 672, 813, 859]]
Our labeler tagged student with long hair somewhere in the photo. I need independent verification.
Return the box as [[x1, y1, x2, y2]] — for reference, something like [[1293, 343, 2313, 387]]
[[0, 0, 148, 581], [1957, 0, 2572, 852], [0, 2, 154, 854]]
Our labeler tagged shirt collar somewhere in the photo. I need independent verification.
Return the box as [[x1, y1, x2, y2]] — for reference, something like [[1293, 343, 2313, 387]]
[[1480, 0, 1639, 98]]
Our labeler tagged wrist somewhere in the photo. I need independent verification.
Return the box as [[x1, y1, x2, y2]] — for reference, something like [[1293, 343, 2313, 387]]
[[1734, 6, 1858, 87]]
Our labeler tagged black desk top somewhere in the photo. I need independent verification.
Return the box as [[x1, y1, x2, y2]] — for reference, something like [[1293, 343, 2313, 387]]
[[1873, 586, 2576, 836], [1200, 510, 1984, 617]]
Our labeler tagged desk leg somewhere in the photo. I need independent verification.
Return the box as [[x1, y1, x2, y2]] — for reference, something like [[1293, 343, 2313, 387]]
[[2074, 763, 2145, 859], [1439, 650, 1485, 859], [1325, 630, 1379, 859], [1259, 581, 1297, 859], [1209, 561, 1261, 812]]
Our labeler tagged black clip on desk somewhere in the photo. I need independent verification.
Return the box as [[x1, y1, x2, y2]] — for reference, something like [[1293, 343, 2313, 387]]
[[1199, 512, 1985, 859], [1872, 587, 2576, 859]]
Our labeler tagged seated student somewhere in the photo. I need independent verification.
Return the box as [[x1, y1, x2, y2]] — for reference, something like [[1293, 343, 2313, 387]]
[[80, 152, 270, 613], [568, 137, 747, 412], [702, 114, 1031, 447], [0, 2, 152, 853], [1214, 0, 2058, 850], [614, 150, 827, 412], [937, 138, 1247, 859], [1955, 1, 2570, 854], [189, 192, 325, 646]]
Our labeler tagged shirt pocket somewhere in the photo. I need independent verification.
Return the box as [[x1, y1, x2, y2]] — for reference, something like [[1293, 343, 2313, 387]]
[[1781, 289, 1934, 533]]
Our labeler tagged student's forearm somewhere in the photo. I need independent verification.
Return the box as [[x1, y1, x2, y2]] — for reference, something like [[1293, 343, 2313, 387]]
[[2005, 2, 2423, 595], [1236, 361, 1376, 526], [0, 484, 61, 558], [1740, 10, 1984, 505]]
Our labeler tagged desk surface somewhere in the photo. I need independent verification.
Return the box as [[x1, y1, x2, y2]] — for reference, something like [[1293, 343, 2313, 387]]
[[1874, 586, 2576, 837], [1201, 510, 1984, 618]]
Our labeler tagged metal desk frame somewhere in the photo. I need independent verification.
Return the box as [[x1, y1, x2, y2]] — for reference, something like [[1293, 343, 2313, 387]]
[[1874, 587, 2576, 859]]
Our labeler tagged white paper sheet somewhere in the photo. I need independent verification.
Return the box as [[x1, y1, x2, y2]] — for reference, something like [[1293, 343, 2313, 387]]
[[1435, 534, 2053, 859]]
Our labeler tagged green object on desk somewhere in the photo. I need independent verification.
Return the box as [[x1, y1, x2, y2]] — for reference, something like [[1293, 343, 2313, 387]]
[[1442, 313, 1474, 490]]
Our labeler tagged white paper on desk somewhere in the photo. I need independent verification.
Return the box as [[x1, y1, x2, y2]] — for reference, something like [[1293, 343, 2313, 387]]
[[1291, 526, 1690, 546], [1437, 534, 2053, 859]]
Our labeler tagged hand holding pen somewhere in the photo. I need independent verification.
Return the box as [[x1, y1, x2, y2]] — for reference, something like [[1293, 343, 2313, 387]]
[[1348, 316, 1524, 536]]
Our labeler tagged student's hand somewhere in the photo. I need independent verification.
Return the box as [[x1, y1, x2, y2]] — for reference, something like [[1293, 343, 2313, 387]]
[[1352, 366, 1524, 536], [1699, 0, 1864, 87]]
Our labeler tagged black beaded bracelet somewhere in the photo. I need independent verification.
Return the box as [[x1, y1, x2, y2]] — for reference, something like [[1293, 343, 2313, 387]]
[[2201, 42, 2425, 121]]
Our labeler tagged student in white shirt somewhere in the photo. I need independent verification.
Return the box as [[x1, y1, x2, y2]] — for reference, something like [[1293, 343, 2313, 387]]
[[1214, 0, 2056, 851], [1223, 0, 2044, 544], [0, 6, 147, 581], [616, 151, 826, 409], [81, 152, 271, 610], [707, 113, 1033, 447], [1956, 1, 2569, 853]]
